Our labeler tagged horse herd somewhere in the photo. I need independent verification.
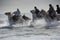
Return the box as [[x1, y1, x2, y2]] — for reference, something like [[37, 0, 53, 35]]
[[5, 4, 60, 27]]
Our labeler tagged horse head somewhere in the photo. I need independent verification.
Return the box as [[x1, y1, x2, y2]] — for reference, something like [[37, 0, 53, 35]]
[[30, 10, 35, 14], [30, 10, 38, 20], [5, 12, 12, 16]]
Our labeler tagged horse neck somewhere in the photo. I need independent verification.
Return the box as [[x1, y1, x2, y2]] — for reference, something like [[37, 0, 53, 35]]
[[7, 15, 12, 20]]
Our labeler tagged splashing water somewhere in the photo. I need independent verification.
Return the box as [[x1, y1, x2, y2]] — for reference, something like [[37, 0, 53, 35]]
[[0, 14, 9, 27], [0, 13, 60, 28]]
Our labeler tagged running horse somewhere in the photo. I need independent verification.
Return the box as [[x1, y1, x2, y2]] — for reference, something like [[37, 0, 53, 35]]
[[5, 11, 31, 26], [5, 12, 24, 25]]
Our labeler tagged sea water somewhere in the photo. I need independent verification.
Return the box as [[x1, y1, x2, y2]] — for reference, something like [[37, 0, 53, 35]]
[[0, 14, 60, 40]]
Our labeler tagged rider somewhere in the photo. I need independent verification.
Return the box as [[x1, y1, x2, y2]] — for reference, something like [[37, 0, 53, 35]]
[[34, 6, 40, 18], [56, 5, 60, 14], [13, 8, 21, 17], [48, 4, 56, 19], [34, 6, 40, 14], [12, 8, 21, 21]]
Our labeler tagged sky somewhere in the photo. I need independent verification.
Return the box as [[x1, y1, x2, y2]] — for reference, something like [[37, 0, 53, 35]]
[[0, 0, 60, 14]]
